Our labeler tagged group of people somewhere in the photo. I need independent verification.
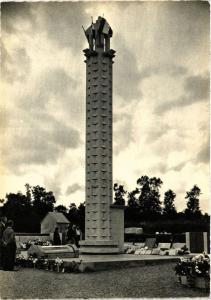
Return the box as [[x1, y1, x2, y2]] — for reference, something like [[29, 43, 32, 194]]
[[0, 216, 17, 271], [53, 224, 81, 247]]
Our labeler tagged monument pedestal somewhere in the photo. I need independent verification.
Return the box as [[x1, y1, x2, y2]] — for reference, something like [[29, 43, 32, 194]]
[[80, 205, 124, 254]]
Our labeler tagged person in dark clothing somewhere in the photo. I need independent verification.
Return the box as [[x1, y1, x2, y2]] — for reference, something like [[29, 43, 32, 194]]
[[2, 220, 17, 271], [0, 216, 7, 268], [53, 227, 61, 245], [66, 224, 76, 246]]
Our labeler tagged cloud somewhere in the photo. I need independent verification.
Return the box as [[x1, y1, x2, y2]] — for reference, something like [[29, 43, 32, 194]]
[[153, 159, 189, 174], [196, 139, 210, 164], [145, 124, 171, 144], [155, 73, 209, 114], [33, 2, 88, 52], [44, 177, 62, 200], [66, 183, 84, 196], [140, 64, 187, 79], [1, 2, 87, 53], [19, 68, 77, 110], [114, 34, 142, 101], [1, 42, 31, 83], [1, 2, 34, 33], [170, 161, 187, 172], [113, 113, 134, 154], [1, 113, 82, 172], [185, 74, 209, 101]]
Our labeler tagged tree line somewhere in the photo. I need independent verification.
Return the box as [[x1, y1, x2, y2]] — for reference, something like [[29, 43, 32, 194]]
[[0, 184, 85, 233], [114, 175, 202, 216], [114, 176, 209, 233], [0, 176, 209, 233]]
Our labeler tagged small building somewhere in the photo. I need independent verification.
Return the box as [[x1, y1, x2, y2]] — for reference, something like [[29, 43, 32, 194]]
[[41, 212, 70, 244]]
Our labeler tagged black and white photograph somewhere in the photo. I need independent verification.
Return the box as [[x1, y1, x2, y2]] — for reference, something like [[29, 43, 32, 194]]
[[0, 0, 210, 298]]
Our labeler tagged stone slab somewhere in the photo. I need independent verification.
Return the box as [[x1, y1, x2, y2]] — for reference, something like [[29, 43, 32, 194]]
[[27, 244, 79, 259], [62, 254, 182, 272]]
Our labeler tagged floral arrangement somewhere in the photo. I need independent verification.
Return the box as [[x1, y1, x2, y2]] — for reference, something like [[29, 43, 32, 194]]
[[19, 240, 52, 250], [175, 253, 210, 278], [15, 254, 80, 273], [55, 257, 64, 272]]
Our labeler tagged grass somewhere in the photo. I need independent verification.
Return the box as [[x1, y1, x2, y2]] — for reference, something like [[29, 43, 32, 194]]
[[0, 263, 209, 298]]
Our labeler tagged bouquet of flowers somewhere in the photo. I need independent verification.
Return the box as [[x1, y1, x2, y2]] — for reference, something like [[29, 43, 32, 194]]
[[15, 254, 27, 267], [175, 252, 210, 280], [19, 239, 52, 250], [191, 253, 210, 278], [55, 257, 64, 273]]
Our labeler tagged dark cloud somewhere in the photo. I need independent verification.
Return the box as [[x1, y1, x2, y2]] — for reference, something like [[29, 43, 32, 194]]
[[155, 74, 209, 114], [33, 2, 88, 52], [185, 75, 209, 101], [19, 68, 78, 110], [51, 124, 81, 149], [2, 114, 82, 171], [153, 161, 185, 174], [140, 64, 187, 79], [113, 113, 134, 154], [66, 183, 83, 196], [170, 162, 186, 172], [1, 2, 86, 53], [145, 125, 171, 144], [113, 34, 142, 101], [1, 2, 34, 33], [154, 1, 209, 60], [196, 139, 210, 164]]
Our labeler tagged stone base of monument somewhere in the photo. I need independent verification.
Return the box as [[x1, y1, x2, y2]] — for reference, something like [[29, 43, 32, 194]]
[[62, 254, 180, 272], [79, 240, 119, 254], [27, 245, 79, 259], [80, 205, 125, 254]]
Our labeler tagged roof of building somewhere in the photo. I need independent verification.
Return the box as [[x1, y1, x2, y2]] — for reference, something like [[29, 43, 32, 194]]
[[43, 212, 70, 224]]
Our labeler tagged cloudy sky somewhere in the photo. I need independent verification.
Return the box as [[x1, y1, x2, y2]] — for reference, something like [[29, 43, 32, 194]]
[[1, 1, 209, 212]]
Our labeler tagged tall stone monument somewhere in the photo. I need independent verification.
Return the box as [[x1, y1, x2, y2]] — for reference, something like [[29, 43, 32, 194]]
[[80, 17, 124, 254]]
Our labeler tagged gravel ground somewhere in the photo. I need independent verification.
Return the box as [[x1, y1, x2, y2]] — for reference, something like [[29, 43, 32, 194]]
[[0, 263, 209, 299]]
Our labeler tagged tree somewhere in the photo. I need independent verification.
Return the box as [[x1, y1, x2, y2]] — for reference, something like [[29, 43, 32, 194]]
[[137, 176, 163, 217], [125, 188, 140, 226], [185, 185, 201, 215], [25, 183, 32, 205], [2, 192, 37, 232], [68, 203, 79, 224], [31, 185, 56, 220], [163, 189, 177, 215], [78, 202, 85, 234], [113, 183, 126, 205], [54, 205, 68, 214], [127, 188, 139, 207]]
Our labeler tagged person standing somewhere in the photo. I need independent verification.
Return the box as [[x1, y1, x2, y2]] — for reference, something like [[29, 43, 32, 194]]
[[66, 224, 76, 245], [2, 220, 17, 271], [53, 227, 61, 245], [0, 216, 7, 269]]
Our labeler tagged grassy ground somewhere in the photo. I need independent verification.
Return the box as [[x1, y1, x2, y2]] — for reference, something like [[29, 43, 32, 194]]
[[0, 263, 209, 299]]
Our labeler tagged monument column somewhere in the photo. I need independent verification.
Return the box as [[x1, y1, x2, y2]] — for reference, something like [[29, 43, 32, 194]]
[[80, 16, 120, 254]]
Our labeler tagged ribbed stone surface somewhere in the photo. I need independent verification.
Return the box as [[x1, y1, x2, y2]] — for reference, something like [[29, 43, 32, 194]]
[[85, 50, 114, 242]]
